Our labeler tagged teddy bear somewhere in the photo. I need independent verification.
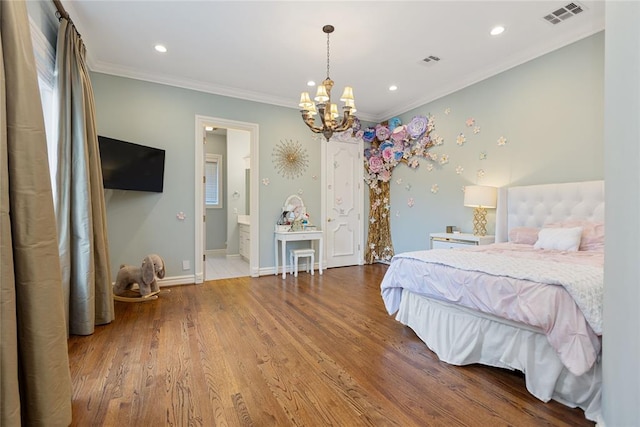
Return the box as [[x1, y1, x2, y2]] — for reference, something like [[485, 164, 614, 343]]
[[113, 254, 165, 300]]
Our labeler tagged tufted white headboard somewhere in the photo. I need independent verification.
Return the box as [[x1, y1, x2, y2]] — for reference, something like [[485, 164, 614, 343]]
[[495, 180, 604, 243]]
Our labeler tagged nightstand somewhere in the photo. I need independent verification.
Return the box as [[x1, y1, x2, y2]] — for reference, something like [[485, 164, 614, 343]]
[[430, 233, 495, 249]]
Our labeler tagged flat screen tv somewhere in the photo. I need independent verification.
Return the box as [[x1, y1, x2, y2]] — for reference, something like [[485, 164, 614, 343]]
[[98, 136, 165, 193]]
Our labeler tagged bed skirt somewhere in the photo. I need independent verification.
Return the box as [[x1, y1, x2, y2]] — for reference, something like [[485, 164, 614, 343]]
[[396, 289, 602, 422]]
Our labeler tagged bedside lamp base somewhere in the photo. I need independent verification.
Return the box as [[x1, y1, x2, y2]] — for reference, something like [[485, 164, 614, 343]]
[[472, 206, 488, 236]]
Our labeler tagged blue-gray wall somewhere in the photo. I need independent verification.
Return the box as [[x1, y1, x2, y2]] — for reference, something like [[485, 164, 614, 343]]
[[376, 32, 604, 253], [91, 72, 322, 276]]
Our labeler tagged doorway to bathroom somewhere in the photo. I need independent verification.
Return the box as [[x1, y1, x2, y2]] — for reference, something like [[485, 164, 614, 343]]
[[194, 116, 259, 283]]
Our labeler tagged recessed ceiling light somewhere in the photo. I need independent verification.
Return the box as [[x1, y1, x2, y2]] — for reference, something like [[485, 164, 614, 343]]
[[205, 126, 214, 131], [389, 85, 398, 91], [490, 26, 505, 36], [307, 81, 316, 87], [154, 44, 167, 53]]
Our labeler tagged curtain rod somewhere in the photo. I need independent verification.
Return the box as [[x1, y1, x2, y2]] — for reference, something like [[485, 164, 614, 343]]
[[52, 0, 69, 20]]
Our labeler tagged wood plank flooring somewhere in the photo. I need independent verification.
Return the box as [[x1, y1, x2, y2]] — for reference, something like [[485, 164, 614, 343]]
[[68, 264, 594, 426]]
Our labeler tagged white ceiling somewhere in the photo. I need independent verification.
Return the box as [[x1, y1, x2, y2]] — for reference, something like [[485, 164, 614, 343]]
[[64, 1, 605, 122]]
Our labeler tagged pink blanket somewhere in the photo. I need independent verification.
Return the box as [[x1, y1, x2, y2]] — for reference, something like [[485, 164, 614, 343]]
[[380, 243, 603, 376]]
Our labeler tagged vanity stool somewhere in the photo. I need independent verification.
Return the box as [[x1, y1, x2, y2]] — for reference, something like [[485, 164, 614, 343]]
[[290, 248, 315, 277]]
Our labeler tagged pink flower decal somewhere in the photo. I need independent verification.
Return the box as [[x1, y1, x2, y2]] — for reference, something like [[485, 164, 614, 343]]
[[375, 124, 391, 141], [382, 147, 394, 162], [368, 156, 384, 173], [391, 125, 408, 143]]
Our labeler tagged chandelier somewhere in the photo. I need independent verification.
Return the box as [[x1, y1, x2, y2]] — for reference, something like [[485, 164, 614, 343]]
[[298, 25, 356, 142]]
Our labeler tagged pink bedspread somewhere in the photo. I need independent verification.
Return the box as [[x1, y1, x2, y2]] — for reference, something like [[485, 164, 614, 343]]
[[380, 243, 602, 376]]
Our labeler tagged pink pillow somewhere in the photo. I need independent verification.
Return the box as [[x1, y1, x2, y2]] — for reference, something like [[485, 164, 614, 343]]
[[544, 220, 605, 251], [508, 227, 540, 245]]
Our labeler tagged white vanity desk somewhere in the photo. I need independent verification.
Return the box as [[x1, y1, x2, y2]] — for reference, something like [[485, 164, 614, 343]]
[[274, 230, 323, 279], [274, 194, 323, 278]]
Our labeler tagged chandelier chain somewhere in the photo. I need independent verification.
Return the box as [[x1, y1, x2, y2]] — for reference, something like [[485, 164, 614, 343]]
[[326, 31, 330, 79]]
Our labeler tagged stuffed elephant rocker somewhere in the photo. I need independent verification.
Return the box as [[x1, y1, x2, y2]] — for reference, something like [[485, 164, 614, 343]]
[[113, 254, 166, 301]]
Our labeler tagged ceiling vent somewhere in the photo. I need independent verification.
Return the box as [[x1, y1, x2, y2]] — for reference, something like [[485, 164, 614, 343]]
[[422, 55, 441, 65], [543, 2, 586, 25]]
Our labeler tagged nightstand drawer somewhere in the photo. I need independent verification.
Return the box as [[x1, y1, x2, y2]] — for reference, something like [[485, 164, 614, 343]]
[[430, 233, 494, 249], [431, 240, 475, 249]]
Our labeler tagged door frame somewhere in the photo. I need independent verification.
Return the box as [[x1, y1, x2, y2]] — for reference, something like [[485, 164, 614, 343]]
[[195, 115, 260, 282], [321, 135, 365, 268]]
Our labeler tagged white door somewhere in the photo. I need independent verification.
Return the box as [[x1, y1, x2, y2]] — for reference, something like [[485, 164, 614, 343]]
[[323, 137, 363, 268]]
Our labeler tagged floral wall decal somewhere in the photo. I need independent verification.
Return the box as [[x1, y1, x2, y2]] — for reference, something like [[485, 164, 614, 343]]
[[477, 169, 486, 178], [456, 133, 466, 146], [362, 114, 439, 263], [431, 184, 439, 194], [479, 151, 487, 160], [444, 107, 451, 115], [439, 154, 449, 165], [407, 197, 415, 207], [473, 126, 481, 135], [465, 118, 475, 127], [261, 178, 270, 186], [456, 165, 464, 174], [497, 136, 508, 146]]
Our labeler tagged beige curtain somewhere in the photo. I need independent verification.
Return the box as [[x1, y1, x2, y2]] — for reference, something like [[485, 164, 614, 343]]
[[55, 17, 114, 335], [0, 1, 73, 425]]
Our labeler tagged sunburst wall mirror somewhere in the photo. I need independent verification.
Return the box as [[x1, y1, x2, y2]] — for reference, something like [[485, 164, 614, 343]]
[[272, 139, 309, 179]]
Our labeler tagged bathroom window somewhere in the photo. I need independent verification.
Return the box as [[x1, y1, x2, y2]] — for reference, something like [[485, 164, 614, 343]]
[[205, 153, 223, 208]]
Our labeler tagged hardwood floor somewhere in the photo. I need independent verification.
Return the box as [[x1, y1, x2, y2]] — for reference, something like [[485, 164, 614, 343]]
[[68, 265, 593, 426]]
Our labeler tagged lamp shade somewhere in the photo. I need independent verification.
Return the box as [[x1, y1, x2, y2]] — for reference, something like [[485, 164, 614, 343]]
[[340, 86, 354, 102], [314, 85, 329, 103], [344, 98, 357, 113], [464, 185, 497, 208], [329, 103, 339, 119], [299, 92, 313, 109]]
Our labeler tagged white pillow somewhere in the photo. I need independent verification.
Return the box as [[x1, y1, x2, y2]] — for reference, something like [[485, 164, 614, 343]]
[[534, 227, 583, 251]]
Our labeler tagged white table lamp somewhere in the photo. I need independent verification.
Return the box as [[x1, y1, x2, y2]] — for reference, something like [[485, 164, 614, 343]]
[[464, 185, 497, 236]]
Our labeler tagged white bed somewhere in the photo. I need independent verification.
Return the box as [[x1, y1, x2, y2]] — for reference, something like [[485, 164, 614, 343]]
[[380, 180, 604, 422]]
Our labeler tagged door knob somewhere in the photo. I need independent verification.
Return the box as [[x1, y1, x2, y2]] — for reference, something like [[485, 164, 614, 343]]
[[327, 218, 334, 222]]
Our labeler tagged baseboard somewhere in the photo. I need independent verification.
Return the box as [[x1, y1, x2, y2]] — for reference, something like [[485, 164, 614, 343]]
[[259, 263, 322, 277], [158, 274, 195, 287]]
